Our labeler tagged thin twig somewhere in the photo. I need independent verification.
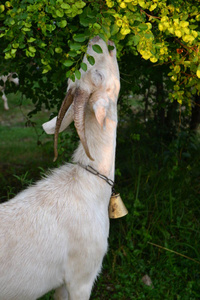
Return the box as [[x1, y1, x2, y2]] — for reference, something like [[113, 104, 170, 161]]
[[120, 76, 132, 85], [140, 9, 160, 19], [148, 241, 200, 265]]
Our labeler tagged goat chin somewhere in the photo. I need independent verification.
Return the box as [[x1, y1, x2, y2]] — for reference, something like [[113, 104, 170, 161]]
[[0, 37, 120, 300]]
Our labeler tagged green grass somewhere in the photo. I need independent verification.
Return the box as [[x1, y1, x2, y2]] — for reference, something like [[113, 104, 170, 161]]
[[0, 94, 200, 299], [0, 93, 55, 201]]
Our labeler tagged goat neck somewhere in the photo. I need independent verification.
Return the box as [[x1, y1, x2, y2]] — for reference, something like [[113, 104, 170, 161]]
[[72, 100, 118, 180]]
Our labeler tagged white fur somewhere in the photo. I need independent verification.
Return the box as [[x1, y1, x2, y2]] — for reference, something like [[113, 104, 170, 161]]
[[0, 38, 120, 300], [0, 72, 19, 110], [43, 105, 74, 135]]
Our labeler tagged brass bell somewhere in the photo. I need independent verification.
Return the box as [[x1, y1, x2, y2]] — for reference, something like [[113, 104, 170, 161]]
[[109, 193, 128, 219]]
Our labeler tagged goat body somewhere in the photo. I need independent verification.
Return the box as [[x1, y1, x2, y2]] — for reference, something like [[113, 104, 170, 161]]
[[0, 37, 120, 300], [0, 73, 19, 110]]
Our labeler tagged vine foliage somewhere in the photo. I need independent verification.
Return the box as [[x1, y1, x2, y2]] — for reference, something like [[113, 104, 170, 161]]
[[0, 0, 200, 112]]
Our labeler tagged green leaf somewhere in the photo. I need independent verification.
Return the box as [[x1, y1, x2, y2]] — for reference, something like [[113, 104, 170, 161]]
[[63, 60, 74, 67], [144, 33, 153, 39], [11, 49, 17, 55], [73, 34, 87, 42], [111, 24, 119, 36], [108, 45, 114, 52], [133, 35, 140, 46], [70, 73, 75, 82], [0, 5, 5, 13], [93, 23, 101, 30], [19, 43, 26, 49], [12, 43, 19, 49], [197, 65, 200, 78], [41, 59, 48, 65], [66, 70, 71, 78], [5, 52, 12, 59], [38, 41, 47, 48], [29, 46, 36, 53], [22, 27, 31, 32], [92, 44, 103, 54], [87, 55, 95, 66], [59, 20, 67, 28], [75, 69, 81, 80], [46, 24, 56, 32], [61, 3, 70, 9], [80, 18, 90, 27], [55, 47, 63, 53], [102, 25, 110, 36], [138, 23, 148, 31], [81, 62, 87, 72], [56, 9, 64, 17], [42, 65, 51, 73], [3, 44, 11, 52], [42, 68, 50, 74], [193, 56, 198, 63], [27, 37, 36, 43], [83, 6, 96, 19], [69, 42, 82, 51], [68, 51, 78, 57], [75, 1, 86, 9], [24, 22, 31, 28], [98, 33, 107, 42]]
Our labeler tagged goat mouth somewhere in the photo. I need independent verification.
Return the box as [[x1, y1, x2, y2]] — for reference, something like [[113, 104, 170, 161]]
[[53, 36, 116, 162], [90, 36, 101, 44], [107, 40, 114, 46]]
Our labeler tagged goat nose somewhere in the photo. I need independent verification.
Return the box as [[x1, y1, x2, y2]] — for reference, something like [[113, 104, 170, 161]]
[[90, 36, 100, 44], [108, 40, 114, 46]]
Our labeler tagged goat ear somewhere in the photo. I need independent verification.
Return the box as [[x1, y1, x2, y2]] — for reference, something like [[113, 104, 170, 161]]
[[93, 98, 109, 128], [42, 105, 73, 134]]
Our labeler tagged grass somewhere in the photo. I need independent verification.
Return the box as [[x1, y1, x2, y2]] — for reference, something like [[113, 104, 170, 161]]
[[0, 94, 200, 299], [0, 92, 55, 201]]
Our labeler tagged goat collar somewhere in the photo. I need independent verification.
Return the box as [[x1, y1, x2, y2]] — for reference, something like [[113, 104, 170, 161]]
[[75, 162, 128, 219], [76, 162, 115, 194]]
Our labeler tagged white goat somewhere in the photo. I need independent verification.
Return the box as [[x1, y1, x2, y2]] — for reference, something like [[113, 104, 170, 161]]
[[0, 37, 120, 300], [0, 72, 19, 110]]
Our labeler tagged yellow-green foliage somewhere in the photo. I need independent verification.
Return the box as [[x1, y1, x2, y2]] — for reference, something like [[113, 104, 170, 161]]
[[105, 0, 200, 106], [0, 0, 200, 106]]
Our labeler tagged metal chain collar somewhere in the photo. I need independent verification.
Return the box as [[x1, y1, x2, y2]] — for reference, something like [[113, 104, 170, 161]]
[[76, 162, 115, 194]]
